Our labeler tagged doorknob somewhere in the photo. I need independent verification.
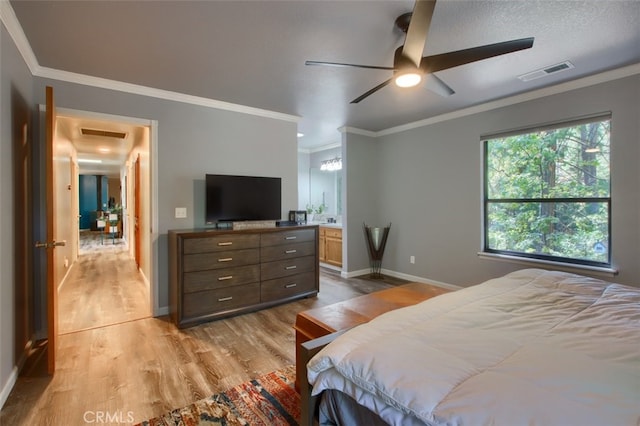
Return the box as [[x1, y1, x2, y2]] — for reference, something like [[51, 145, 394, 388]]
[[34, 240, 67, 249]]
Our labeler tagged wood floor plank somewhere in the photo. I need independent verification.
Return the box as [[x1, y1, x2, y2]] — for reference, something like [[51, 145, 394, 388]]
[[1, 245, 404, 425]]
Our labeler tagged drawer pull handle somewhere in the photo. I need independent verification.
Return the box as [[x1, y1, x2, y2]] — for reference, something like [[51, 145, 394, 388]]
[[218, 257, 233, 262], [285, 265, 297, 270], [285, 249, 297, 254], [218, 296, 233, 302], [218, 241, 233, 246], [285, 236, 297, 240], [218, 276, 233, 281], [285, 283, 297, 288]]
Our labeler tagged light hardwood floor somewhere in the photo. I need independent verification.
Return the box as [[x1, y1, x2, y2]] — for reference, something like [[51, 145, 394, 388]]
[[59, 231, 150, 334], [1, 242, 404, 425]]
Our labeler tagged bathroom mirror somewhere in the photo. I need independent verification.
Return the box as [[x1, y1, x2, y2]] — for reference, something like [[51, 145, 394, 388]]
[[309, 167, 342, 215]]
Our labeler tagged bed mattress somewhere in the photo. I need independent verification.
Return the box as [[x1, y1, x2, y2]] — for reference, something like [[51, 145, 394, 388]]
[[307, 269, 640, 425]]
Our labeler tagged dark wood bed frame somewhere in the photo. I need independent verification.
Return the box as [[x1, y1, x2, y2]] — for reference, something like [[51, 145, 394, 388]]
[[299, 331, 344, 426]]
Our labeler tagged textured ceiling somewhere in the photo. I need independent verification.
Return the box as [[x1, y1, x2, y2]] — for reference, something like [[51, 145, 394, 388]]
[[10, 0, 640, 151]]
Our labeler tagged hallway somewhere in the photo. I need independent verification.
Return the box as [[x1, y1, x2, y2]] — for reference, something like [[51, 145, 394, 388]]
[[58, 231, 150, 334]]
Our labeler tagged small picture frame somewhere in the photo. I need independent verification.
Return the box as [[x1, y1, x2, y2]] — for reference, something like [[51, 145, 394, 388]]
[[289, 210, 307, 224]]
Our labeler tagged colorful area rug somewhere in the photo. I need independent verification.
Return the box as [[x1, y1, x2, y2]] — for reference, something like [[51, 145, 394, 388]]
[[136, 365, 299, 426]]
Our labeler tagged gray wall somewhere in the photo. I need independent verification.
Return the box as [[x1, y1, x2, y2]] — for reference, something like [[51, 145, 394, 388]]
[[297, 151, 310, 210], [0, 22, 35, 407], [342, 132, 383, 272], [368, 75, 640, 287]]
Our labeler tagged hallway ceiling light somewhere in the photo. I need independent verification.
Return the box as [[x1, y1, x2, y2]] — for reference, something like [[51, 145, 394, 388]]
[[78, 158, 103, 164]]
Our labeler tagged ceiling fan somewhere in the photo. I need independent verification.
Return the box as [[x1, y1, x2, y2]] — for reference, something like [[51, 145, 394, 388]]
[[305, 0, 534, 104]]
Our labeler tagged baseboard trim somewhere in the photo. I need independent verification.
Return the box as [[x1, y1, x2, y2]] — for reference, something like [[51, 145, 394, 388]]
[[155, 306, 169, 316], [341, 268, 370, 278], [0, 337, 33, 410], [319, 263, 341, 272], [379, 269, 462, 291], [0, 366, 19, 410], [342, 268, 462, 291]]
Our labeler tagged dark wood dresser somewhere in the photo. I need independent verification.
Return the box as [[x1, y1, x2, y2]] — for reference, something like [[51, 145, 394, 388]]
[[169, 225, 319, 328]]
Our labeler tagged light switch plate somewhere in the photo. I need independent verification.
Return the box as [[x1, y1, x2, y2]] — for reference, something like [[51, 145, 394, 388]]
[[175, 207, 187, 218]]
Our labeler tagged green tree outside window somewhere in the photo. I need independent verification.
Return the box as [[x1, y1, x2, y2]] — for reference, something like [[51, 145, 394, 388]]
[[484, 116, 611, 266]]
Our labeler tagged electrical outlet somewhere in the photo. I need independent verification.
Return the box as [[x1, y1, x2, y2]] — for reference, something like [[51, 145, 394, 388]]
[[175, 207, 187, 218], [410, 255, 415, 264]]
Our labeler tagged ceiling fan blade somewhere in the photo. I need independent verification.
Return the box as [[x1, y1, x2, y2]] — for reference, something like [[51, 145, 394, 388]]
[[351, 78, 393, 104], [305, 60, 394, 71], [424, 73, 455, 97], [420, 37, 534, 73], [402, 0, 437, 67]]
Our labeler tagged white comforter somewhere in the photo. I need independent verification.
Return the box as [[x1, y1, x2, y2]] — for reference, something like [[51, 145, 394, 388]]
[[307, 269, 640, 426]]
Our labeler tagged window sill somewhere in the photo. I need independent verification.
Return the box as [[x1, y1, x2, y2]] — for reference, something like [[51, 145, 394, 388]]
[[477, 251, 618, 277]]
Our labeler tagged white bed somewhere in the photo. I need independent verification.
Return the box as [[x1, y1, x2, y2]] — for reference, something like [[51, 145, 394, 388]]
[[306, 269, 640, 425]]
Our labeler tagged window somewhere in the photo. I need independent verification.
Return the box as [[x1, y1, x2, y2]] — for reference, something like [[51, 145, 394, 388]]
[[483, 115, 611, 267]]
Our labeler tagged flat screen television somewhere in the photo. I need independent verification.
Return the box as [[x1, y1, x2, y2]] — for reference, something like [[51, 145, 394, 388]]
[[205, 174, 282, 224]]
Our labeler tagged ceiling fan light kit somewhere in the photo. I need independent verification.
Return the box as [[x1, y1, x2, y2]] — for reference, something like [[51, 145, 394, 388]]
[[395, 69, 423, 88], [306, 0, 534, 103]]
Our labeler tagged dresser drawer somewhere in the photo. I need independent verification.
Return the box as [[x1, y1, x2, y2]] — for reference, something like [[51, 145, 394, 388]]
[[260, 241, 316, 262], [183, 282, 260, 318], [261, 272, 316, 302], [183, 248, 259, 272], [183, 265, 260, 293], [183, 234, 259, 254], [261, 228, 316, 247], [261, 255, 315, 281]]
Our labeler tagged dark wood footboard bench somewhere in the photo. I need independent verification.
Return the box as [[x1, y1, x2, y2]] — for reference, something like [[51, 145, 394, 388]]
[[295, 282, 452, 426]]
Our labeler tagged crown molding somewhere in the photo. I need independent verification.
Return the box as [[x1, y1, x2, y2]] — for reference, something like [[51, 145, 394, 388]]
[[338, 126, 377, 137], [297, 141, 341, 155], [378, 63, 640, 137], [36, 66, 300, 123], [309, 142, 341, 153]]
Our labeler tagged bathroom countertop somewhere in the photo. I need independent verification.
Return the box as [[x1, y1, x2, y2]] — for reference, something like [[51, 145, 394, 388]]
[[310, 222, 342, 229]]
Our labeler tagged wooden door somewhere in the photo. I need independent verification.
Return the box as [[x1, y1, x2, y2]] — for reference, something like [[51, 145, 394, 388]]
[[134, 155, 141, 269], [71, 158, 79, 260], [318, 227, 326, 262], [325, 229, 343, 267], [14, 93, 32, 366], [42, 86, 58, 373]]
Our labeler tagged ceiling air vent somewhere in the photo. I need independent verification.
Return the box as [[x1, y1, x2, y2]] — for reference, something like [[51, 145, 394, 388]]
[[518, 61, 574, 82], [81, 128, 127, 139]]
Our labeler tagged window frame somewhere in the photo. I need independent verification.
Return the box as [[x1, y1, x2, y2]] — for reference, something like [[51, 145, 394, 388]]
[[481, 114, 612, 269]]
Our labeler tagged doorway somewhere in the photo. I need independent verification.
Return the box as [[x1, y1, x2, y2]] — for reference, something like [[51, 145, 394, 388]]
[[54, 109, 154, 334]]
